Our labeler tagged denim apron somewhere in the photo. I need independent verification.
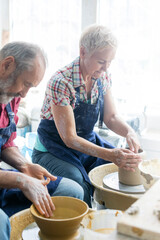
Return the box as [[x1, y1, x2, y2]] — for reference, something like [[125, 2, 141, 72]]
[[0, 103, 61, 217], [38, 79, 114, 185], [0, 103, 16, 155]]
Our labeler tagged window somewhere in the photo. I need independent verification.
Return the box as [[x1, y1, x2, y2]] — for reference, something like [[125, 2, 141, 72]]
[[8, 0, 160, 115], [9, 0, 82, 109], [97, 0, 160, 115]]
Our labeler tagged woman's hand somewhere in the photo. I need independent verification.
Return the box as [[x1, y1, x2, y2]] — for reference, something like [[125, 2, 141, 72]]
[[126, 131, 141, 153], [107, 148, 142, 172], [18, 174, 55, 217], [21, 162, 57, 181]]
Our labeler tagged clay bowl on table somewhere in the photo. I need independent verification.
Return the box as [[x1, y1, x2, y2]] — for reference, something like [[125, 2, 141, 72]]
[[118, 148, 146, 186], [138, 159, 160, 190], [30, 196, 88, 240]]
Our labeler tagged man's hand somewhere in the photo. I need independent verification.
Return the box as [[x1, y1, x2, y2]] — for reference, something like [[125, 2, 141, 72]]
[[20, 162, 57, 181], [1, 147, 57, 182], [17, 174, 55, 217]]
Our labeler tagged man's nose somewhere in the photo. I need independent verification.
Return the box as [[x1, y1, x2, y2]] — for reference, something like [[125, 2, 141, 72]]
[[19, 87, 30, 98]]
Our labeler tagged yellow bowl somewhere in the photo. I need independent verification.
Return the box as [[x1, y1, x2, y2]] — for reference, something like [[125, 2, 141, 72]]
[[30, 196, 88, 240], [139, 159, 160, 190]]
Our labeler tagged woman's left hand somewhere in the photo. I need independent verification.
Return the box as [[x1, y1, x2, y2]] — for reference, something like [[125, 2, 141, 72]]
[[126, 131, 141, 153], [21, 163, 57, 181]]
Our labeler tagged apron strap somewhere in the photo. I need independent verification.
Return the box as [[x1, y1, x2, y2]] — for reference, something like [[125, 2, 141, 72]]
[[0, 103, 16, 156], [97, 79, 104, 128]]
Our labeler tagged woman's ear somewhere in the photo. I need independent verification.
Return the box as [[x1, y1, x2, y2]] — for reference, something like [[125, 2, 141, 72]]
[[80, 46, 86, 59], [0, 56, 16, 77]]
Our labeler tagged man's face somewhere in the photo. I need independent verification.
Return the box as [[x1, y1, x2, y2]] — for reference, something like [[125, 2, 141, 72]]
[[0, 71, 19, 103], [0, 57, 45, 104]]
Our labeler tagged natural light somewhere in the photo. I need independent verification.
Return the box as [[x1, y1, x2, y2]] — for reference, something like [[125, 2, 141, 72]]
[[9, 0, 160, 115], [98, 0, 160, 115], [9, 0, 82, 110]]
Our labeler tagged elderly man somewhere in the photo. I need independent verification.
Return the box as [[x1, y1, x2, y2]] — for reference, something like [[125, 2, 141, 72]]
[[0, 42, 83, 240]]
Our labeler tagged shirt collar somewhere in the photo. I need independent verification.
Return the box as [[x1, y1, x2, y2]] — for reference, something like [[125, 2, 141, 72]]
[[0, 97, 20, 112], [0, 103, 7, 111], [72, 57, 85, 88]]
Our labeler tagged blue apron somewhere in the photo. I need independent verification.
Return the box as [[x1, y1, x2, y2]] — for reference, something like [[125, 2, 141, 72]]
[[38, 79, 114, 185], [0, 103, 61, 217], [0, 103, 16, 156]]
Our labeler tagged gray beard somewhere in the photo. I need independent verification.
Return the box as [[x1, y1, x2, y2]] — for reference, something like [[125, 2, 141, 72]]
[[0, 73, 19, 104], [0, 95, 14, 104]]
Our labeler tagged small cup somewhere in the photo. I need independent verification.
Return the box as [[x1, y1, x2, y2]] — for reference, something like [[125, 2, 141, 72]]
[[118, 148, 146, 186]]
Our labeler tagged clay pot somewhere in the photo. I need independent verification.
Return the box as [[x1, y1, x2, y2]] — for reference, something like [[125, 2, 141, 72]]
[[30, 196, 88, 240], [139, 159, 160, 190], [118, 148, 146, 186]]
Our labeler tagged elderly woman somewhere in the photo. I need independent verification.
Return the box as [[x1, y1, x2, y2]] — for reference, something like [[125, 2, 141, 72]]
[[32, 24, 141, 207]]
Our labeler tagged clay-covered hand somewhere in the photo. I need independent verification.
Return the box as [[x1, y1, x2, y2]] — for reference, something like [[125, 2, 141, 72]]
[[21, 162, 57, 181], [110, 148, 142, 172], [126, 130, 141, 153], [18, 175, 55, 217]]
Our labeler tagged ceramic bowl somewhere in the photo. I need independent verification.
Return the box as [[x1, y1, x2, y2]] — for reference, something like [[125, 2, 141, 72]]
[[118, 148, 146, 186], [30, 196, 88, 240], [138, 159, 160, 190], [80, 209, 123, 239]]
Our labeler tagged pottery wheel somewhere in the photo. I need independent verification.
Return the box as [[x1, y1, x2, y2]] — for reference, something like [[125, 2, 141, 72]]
[[103, 172, 145, 194], [22, 222, 40, 240], [22, 222, 81, 240]]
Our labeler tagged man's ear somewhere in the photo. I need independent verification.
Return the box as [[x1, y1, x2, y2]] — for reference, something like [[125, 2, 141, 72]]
[[0, 56, 16, 77]]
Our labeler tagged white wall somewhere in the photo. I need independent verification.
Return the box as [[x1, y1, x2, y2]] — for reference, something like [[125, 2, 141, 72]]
[[0, 0, 9, 47], [139, 110, 160, 159], [81, 0, 98, 30]]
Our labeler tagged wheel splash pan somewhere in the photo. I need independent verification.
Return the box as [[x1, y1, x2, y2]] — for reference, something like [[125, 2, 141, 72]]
[[88, 163, 143, 211]]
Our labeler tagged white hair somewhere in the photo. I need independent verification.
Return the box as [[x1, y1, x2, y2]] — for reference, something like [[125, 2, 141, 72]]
[[79, 24, 117, 54], [0, 41, 47, 76]]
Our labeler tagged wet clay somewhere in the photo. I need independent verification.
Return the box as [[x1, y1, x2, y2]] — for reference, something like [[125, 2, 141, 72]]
[[94, 228, 114, 234], [118, 149, 146, 186], [139, 159, 160, 190], [47, 208, 80, 220]]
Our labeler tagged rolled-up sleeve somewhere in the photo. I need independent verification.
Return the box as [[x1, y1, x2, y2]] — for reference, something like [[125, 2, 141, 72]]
[[48, 77, 74, 106], [102, 72, 112, 95]]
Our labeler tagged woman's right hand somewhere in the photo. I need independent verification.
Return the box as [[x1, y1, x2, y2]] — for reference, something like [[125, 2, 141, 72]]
[[18, 175, 55, 217], [106, 148, 142, 172]]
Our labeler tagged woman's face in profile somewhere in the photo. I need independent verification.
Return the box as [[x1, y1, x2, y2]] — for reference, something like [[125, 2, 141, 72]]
[[81, 45, 116, 79]]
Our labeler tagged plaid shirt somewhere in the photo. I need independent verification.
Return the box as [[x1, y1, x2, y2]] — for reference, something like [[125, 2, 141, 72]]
[[41, 57, 112, 120]]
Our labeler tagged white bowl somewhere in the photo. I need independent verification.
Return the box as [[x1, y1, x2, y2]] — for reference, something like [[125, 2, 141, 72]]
[[139, 159, 160, 190], [80, 209, 123, 239]]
